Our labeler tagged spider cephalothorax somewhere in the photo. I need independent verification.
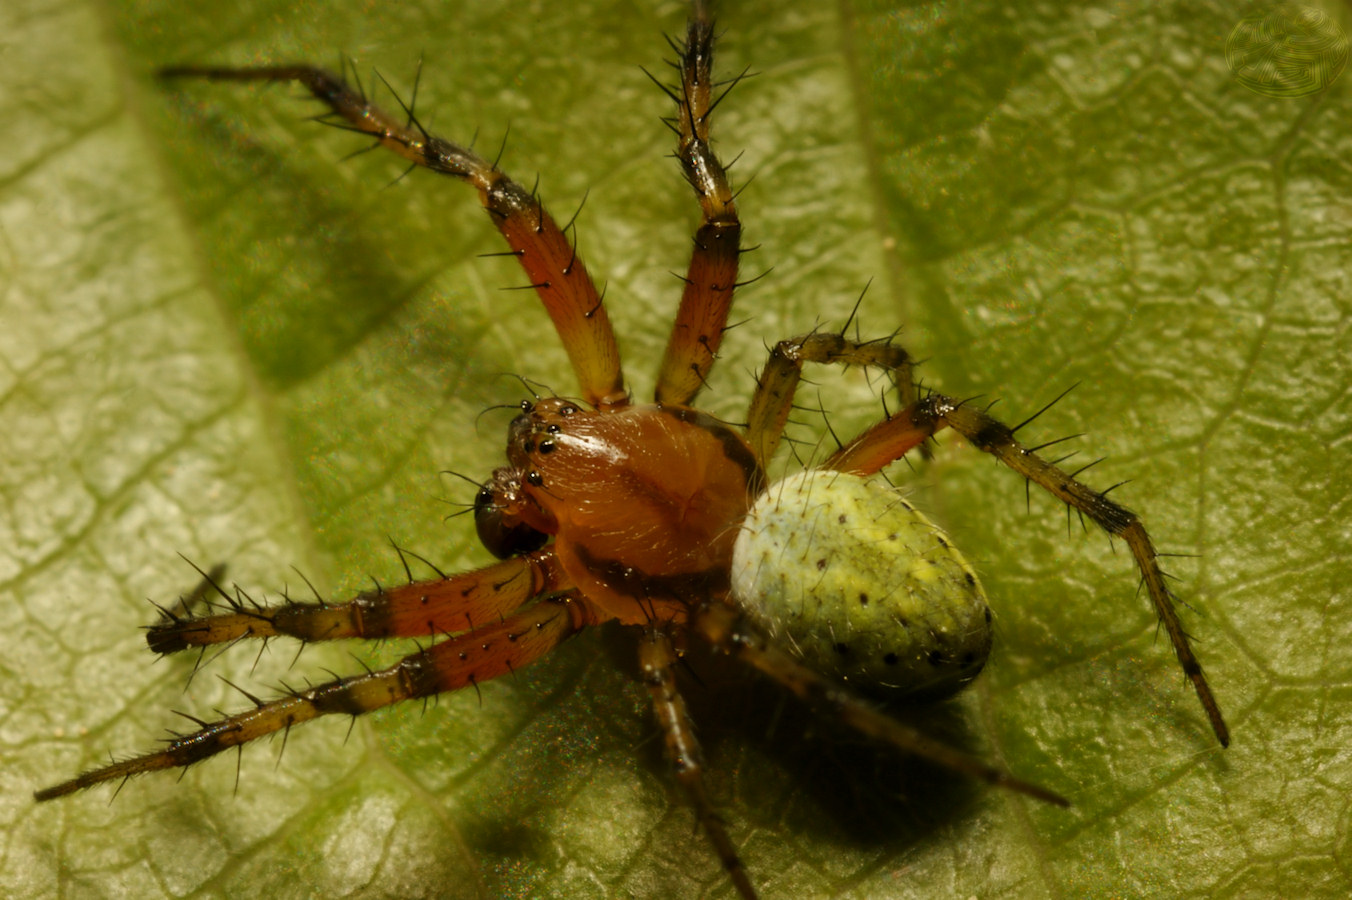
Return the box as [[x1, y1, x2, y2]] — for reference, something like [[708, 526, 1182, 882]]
[[493, 397, 762, 624], [36, 4, 1227, 898]]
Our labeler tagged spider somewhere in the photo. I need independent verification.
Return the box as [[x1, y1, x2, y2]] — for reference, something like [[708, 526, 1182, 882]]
[[36, 4, 1229, 898]]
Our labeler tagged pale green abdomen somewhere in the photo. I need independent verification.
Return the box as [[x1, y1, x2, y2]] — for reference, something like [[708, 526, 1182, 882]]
[[731, 470, 992, 701]]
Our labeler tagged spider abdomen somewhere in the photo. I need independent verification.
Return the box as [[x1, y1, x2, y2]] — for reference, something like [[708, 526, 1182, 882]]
[[731, 469, 992, 701]]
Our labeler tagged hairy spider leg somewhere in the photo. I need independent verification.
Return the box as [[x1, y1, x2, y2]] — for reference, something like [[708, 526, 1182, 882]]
[[693, 600, 1068, 807], [642, 599, 1065, 900], [159, 64, 628, 410], [146, 548, 569, 653], [822, 393, 1229, 747], [639, 624, 758, 900], [745, 331, 920, 469], [652, 4, 743, 406], [34, 594, 594, 802]]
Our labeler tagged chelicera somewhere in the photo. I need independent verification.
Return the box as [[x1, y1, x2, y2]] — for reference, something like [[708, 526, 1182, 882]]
[[36, 4, 1229, 898]]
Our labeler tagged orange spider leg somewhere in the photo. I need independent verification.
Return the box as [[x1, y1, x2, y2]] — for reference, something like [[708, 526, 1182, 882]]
[[639, 624, 757, 900], [744, 332, 920, 469], [822, 405, 936, 476], [159, 64, 628, 410], [826, 394, 1229, 747], [652, 8, 743, 405], [148, 548, 569, 652], [34, 595, 596, 802], [693, 601, 1069, 806]]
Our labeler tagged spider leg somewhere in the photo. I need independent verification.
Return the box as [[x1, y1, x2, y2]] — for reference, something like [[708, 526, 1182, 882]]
[[147, 549, 570, 652], [824, 394, 1230, 747], [652, 5, 743, 406], [34, 595, 594, 802], [639, 624, 757, 900], [159, 64, 627, 410], [745, 332, 920, 468], [693, 600, 1068, 806]]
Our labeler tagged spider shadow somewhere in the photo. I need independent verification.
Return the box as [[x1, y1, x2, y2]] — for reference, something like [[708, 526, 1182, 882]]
[[161, 98, 495, 392], [132, 613, 995, 891], [598, 622, 994, 854]]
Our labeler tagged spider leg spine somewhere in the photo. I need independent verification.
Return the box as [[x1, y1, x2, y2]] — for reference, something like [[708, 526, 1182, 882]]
[[640, 624, 758, 900], [800, 387, 1228, 744], [159, 64, 626, 409], [654, 11, 743, 407], [145, 549, 567, 653], [694, 601, 1069, 807], [747, 332, 920, 469], [34, 596, 592, 803]]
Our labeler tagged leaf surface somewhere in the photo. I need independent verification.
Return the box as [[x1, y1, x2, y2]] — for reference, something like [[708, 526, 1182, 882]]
[[3, 1, 1348, 898]]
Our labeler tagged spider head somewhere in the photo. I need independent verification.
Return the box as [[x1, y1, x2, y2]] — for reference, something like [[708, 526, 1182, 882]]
[[474, 398, 587, 559], [503, 398, 598, 479]]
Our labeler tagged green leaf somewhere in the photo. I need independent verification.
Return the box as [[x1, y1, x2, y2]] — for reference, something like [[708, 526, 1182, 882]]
[[4, 1, 1348, 898]]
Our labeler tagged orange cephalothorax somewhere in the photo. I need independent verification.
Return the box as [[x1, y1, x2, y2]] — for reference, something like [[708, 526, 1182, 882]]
[[501, 398, 762, 623]]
